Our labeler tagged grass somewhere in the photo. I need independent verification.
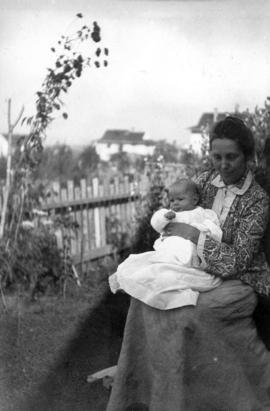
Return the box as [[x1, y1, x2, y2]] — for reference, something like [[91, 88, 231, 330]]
[[0, 256, 127, 411]]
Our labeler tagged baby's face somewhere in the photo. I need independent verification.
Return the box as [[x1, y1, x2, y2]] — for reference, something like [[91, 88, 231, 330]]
[[168, 183, 197, 212]]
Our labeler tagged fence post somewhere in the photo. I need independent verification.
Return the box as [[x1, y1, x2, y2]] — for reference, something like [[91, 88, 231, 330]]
[[41, 166, 188, 267], [93, 177, 101, 248]]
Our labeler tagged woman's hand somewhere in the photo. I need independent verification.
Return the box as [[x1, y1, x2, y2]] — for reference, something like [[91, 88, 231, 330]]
[[163, 222, 200, 245]]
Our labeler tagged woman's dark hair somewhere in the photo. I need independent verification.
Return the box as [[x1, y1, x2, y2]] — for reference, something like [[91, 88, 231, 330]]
[[263, 138, 270, 167], [209, 116, 255, 159]]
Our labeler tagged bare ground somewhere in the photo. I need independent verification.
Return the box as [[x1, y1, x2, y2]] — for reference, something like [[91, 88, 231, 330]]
[[2, 267, 270, 411], [0, 272, 129, 411]]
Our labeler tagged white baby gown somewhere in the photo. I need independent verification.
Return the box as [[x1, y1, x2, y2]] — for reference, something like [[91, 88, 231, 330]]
[[109, 206, 223, 310]]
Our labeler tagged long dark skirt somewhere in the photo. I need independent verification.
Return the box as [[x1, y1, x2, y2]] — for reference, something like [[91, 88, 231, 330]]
[[106, 280, 270, 411]]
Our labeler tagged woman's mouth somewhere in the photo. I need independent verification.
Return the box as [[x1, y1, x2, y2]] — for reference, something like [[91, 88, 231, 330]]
[[220, 170, 231, 178], [220, 172, 235, 184]]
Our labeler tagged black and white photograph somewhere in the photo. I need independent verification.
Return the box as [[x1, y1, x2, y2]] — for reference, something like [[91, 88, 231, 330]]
[[1, 0, 270, 410]]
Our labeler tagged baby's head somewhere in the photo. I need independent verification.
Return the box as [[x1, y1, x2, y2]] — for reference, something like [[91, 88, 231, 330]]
[[167, 178, 200, 212]]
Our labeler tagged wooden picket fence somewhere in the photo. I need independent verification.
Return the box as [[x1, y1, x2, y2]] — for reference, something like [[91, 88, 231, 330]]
[[41, 175, 149, 270], [0, 162, 187, 274], [40, 163, 187, 271], [0, 161, 187, 274]]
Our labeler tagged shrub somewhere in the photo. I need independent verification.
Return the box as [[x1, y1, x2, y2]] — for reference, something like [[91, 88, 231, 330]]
[[131, 157, 168, 253], [0, 212, 79, 300]]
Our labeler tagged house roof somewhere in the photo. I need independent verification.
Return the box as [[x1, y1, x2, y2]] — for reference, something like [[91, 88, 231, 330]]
[[98, 129, 155, 145], [189, 112, 227, 133], [2, 133, 28, 146]]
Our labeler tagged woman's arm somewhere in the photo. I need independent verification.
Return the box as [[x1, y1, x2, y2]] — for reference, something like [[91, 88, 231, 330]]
[[263, 220, 270, 265], [198, 193, 269, 278], [163, 222, 200, 244]]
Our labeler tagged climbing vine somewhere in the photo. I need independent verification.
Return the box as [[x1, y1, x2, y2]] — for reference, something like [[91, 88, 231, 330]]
[[0, 14, 109, 297], [21, 15, 108, 169]]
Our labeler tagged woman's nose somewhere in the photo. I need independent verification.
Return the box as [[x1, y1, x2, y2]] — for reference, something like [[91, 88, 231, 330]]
[[220, 159, 229, 170]]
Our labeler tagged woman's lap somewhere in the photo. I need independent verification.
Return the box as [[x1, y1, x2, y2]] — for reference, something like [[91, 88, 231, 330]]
[[198, 279, 257, 315], [106, 281, 270, 411], [199, 281, 270, 404]]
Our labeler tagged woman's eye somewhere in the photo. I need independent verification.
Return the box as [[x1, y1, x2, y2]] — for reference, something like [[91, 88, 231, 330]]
[[212, 154, 221, 161], [227, 154, 239, 161], [211, 153, 239, 161]]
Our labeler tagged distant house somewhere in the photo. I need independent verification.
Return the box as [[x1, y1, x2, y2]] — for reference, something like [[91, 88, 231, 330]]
[[95, 129, 156, 161], [189, 111, 228, 154], [0, 134, 8, 157], [0, 133, 27, 156]]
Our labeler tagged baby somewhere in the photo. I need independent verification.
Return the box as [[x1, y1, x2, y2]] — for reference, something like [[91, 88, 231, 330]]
[[109, 178, 222, 310], [151, 178, 222, 266]]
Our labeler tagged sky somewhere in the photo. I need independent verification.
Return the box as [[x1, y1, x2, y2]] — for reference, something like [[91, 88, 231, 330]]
[[0, 0, 270, 148]]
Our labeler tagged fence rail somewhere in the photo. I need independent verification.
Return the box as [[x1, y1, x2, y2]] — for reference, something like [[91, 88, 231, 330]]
[[40, 163, 187, 271], [42, 176, 148, 270]]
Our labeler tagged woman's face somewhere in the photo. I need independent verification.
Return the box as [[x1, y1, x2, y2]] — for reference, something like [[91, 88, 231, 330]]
[[210, 138, 246, 185]]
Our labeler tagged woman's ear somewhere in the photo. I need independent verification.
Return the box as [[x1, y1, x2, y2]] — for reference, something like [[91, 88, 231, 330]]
[[246, 156, 256, 172]]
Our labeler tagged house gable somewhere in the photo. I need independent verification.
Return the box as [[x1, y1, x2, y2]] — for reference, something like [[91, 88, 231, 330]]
[[96, 129, 156, 161], [189, 112, 227, 134], [100, 129, 145, 145]]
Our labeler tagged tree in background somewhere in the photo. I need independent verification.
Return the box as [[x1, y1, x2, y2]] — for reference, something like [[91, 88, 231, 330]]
[[131, 158, 165, 253], [134, 156, 146, 173], [33, 143, 101, 184], [77, 144, 100, 177], [34, 144, 76, 183], [236, 102, 270, 166], [178, 146, 202, 177], [110, 152, 130, 174], [153, 140, 180, 163]]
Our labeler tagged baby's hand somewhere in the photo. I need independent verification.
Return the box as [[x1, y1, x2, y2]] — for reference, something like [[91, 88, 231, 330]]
[[164, 210, 176, 220]]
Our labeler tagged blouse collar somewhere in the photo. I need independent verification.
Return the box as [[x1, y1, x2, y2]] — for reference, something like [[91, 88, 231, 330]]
[[211, 169, 253, 195]]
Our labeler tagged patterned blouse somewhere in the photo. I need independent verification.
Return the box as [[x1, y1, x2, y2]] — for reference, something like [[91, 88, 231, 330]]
[[195, 168, 270, 296]]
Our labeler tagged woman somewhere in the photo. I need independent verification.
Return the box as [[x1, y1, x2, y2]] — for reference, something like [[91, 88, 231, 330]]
[[106, 116, 270, 411]]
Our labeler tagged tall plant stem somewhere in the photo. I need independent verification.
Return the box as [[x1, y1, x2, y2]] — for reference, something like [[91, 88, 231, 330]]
[[14, 188, 26, 246], [0, 99, 24, 240]]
